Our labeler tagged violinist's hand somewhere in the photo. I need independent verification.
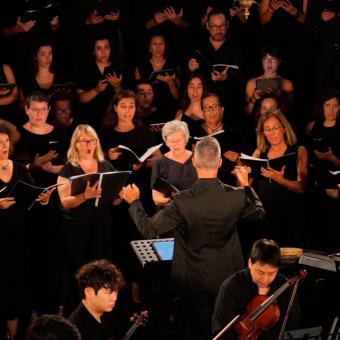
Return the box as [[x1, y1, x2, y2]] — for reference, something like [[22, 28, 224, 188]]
[[108, 148, 122, 160], [223, 151, 240, 163], [121, 184, 140, 204], [83, 181, 102, 200], [232, 165, 250, 187], [36, 187, 55, 204], [0, 197, 16, 209], [261, 165, 285, 182]]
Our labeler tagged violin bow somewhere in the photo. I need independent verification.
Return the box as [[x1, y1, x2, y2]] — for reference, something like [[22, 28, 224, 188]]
[[212, 314, 240, 340]]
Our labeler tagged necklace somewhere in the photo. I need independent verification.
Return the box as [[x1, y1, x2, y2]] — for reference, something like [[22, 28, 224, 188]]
[[204, 122, 223, 134], [0, 160, 10, 172]]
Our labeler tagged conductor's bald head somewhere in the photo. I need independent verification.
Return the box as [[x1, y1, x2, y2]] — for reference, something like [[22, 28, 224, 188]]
[[193, 137, 221, 172]]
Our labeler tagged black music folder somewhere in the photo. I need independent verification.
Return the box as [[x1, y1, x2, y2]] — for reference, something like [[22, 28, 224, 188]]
[[117, 143, 162, 163], [239, 152, 297, 180], [152, 177, 180, 198], [313, 166, 340, 189], [69, 171, 130, 207], [7, 180, 65, 210]]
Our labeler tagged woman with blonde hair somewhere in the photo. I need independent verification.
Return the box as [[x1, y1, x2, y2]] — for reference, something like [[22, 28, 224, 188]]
[[57, 124, 117, 313], [251, 109, 308, 247]]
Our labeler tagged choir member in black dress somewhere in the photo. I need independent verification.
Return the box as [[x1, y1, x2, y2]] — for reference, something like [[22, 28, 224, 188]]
[[75, 36, 123, 132], [13, 91, 68, 313], [102, 89, 161, 304], [151, 120, 197, 206], [251, 109, 308, 247], [175, 72, 207, 136], [0, 120, 52, 340], [57, 124, 117, 314], [135, 32, 180, 115], [193, 93, 247, 185], [20, 41, 69, 99]]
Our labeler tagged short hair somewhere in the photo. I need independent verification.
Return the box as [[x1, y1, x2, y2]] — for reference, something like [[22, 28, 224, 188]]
[[0, 119, 20, 154], [250, 239, 281, 267], [103, 89, 137, 129], [76, 259, 125, 299], [202, 92, 222, 106], [25, 314, 81, 340], [260, 45, 281, 60], [162, 120, 190, 144], [207, 8, 230, 22], [194, 136, 221, 170], [25, 91, 49, 108], [256, 109, 297, 152], [67, 124, 104, 166]]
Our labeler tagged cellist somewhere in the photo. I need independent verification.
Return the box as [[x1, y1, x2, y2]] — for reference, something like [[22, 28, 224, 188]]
[[212, 239, 300, 339]]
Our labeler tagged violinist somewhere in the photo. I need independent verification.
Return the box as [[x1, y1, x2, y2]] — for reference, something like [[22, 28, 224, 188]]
[[212, 239, 300, 339]]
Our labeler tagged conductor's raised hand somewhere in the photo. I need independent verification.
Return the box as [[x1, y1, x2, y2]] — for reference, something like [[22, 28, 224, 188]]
[[83, 181, 102, 200], [232, 166, 250, 187], [121, 184, 140, 204], [0, 197, 16, 209]]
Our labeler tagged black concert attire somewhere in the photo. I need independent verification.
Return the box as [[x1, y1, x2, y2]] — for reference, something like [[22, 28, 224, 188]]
[[128, 179, 265, 339], [252, 144, 307, 247], [212, 268, 300, 340], [0, 163, 34, 321], [58, 160, 115, 313], [68, 302, 120, 340], [101, 126, 157, 281], [151, 154, 197, 191], [13, 126, 68, 312], [191, 124, 247, 185]]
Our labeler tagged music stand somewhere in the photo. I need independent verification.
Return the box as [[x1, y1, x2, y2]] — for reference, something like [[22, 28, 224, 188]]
[[130, 238, 174, 267]]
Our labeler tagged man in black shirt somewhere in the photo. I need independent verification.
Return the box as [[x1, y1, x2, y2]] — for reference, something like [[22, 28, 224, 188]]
[[68, 259, 125, 340], [212, 239, 300, 339]]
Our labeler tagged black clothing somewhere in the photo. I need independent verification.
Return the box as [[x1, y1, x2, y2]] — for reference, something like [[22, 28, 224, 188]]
[[252, 144, 307, 247], [128, 178, 265, 339], [212, 268, 300, 340], [68, 302, 120, 340], [0, 162, 33, 319], [151, 154, 197, 191]]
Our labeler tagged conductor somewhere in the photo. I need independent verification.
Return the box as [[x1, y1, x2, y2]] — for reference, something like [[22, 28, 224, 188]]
[[121, 136, 265, 340]]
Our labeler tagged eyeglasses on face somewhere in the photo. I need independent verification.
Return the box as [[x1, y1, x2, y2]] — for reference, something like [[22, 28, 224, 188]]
[[77, 138, 97, 146], [263, 125, 282, 134], [202, 103, 220, 112], [29, 107, 49, 113], [208, 24, 227, 31]]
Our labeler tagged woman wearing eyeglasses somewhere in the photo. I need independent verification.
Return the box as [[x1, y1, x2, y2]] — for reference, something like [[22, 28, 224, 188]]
[[57, 124, 117, 313], [250, 109, 308, 247]]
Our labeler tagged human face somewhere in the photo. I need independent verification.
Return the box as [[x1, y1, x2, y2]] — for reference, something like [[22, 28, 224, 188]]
[[88, 287, 118, 313], [260, 98, 278, 115], [248, 259, 278, 290], [55, 100, 72, 125], [166, 131, 187, 154], [76, 131, 97, 159], [94, 39, 111, 64], [187, 77, 203, 102], [202, 96, 223, 125], [263, 116, 285, 146], [262, 54, 279, 75], [25, 100, 50, 127], [114, 97, 136, 124], [150, 36, 166, 58], [323, 97, 339, 122], [0, 133, 10, 160], [137, 84, 154, 109], [36, 45, 53, 69], [207, 14, 227, 42]]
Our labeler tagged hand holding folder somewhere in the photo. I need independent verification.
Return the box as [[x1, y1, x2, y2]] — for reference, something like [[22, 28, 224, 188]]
[[152, 177, 180, 198], [116, 143, 162, 164]]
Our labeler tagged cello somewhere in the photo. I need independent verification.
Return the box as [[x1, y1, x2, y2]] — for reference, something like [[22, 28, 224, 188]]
[[213, 270, 307, 340]]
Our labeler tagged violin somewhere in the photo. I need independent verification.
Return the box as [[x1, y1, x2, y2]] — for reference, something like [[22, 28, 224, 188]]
[[234, 270, 307, 340]]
